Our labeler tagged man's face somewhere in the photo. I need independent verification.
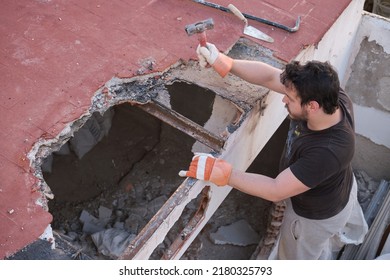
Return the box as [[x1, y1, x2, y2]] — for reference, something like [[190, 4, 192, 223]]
[[282, 87, 308, 121]]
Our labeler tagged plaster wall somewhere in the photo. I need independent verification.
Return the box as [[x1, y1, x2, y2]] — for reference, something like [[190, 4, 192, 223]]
[[344, 13, 390, 180], [313, 0, 365, 83], [292, 0, 365, 77]]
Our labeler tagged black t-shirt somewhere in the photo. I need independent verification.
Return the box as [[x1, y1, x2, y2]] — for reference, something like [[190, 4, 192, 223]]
[[279, 89, 354, 220]]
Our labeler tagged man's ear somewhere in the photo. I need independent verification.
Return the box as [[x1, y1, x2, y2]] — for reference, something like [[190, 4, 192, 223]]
[[307, 100, 320, 112]]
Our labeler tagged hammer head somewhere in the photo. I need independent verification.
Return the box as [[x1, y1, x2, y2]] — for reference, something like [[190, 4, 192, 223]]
[[185, 18, 214, 36]]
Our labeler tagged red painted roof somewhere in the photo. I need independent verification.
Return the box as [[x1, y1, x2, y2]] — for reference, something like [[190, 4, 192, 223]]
[[0, 0, 352, 258]]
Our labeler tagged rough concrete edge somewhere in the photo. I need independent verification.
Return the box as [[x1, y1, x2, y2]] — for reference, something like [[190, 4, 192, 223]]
[[343, 11, 390, 86], [25, 58, 243, 251], [362, 10, 390, 53], [24, 38, 281, 254], [23, 76, 160, 248], [26, 63, 193, 229]]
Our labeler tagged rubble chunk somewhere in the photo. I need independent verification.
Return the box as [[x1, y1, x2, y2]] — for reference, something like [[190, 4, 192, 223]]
[[209, 219, 260, 246], [91, 228, 136, 258], [79, 210, 106, 234]]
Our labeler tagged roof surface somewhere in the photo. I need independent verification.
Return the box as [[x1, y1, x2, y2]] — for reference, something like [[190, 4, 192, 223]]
[[0, 0, 351, 258]]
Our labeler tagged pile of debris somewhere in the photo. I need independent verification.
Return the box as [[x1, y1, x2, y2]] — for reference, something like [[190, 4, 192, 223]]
[[48, 121, 199, 259]]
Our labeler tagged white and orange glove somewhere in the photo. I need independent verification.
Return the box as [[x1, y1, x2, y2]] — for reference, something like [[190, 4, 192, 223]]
[[196, 43, 233, 78], [178, 153, 232, 186]]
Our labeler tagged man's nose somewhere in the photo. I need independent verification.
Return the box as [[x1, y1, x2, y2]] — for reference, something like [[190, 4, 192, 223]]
[[282, 95, 288, 104]]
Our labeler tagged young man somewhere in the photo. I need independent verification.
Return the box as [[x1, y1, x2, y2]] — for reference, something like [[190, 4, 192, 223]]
[[179, 43, 368, 259]]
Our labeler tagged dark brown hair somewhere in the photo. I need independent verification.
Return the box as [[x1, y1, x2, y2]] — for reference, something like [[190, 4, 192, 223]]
[[280, 61, 340, 114]]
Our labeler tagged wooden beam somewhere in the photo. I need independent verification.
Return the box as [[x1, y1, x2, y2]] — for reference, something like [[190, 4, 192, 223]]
[[138, 101, 225, 152]]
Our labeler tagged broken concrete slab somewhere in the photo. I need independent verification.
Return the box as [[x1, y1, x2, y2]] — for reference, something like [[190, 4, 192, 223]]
[[70, 110, 115, 159], [79, 210, 106, 234], [209, 219, 260, 246], [91, 228, 136, 258], [113, 222, 125, 230], [98, 206, 112, 226]]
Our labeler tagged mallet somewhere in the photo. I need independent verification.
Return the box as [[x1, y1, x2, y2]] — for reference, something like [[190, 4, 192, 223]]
[[185, 18, 214, 47]]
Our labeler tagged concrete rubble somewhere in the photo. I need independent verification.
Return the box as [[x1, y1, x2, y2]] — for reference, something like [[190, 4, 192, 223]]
[[355, 170, 382, 211], [210, 219, 260, 246], [91, 229, 136, 258], [79, 206, 112, 234]]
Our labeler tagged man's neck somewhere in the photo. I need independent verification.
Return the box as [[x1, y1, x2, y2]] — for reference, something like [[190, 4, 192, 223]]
[[307, 108, 342, 131]]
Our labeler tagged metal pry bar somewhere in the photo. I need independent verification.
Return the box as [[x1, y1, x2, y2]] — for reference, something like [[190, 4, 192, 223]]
[[192, 0, 301, 33]]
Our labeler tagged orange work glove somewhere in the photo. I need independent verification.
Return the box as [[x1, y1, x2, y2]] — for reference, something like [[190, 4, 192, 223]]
[[178, 153, 232, 186], [196, 43, 233, 78]]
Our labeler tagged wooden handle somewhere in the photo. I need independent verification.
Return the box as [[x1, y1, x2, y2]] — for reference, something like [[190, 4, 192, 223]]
[[227, 4, 248, 25], [197, 32, 207, 47]]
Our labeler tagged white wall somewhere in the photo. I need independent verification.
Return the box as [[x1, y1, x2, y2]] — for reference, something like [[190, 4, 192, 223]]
[[345, 13, 390, 148], [294, 0, 365, 82]]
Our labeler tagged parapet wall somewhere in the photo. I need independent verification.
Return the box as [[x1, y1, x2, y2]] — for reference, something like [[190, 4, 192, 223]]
[[345, 13, 390, 180]]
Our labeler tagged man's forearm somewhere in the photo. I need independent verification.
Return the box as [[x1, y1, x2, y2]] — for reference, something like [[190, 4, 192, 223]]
[[228, 169, 281, 202], [227, 168, 310, 202], [230, 60, 285, 93]]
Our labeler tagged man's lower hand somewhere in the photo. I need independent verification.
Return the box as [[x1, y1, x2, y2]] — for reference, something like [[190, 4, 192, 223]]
[[178, 153, 232, 186]]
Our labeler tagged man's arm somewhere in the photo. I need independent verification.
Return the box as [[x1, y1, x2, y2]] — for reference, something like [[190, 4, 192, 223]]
[[179, 154, 310, 202], [230, 60, 286, 94], [197, 43, 286, 94], [228, 167, 309, 202]]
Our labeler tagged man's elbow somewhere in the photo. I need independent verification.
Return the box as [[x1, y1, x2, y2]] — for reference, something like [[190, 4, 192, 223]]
[[266, 189, 288, 202], [268, 196, 286, 203]]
